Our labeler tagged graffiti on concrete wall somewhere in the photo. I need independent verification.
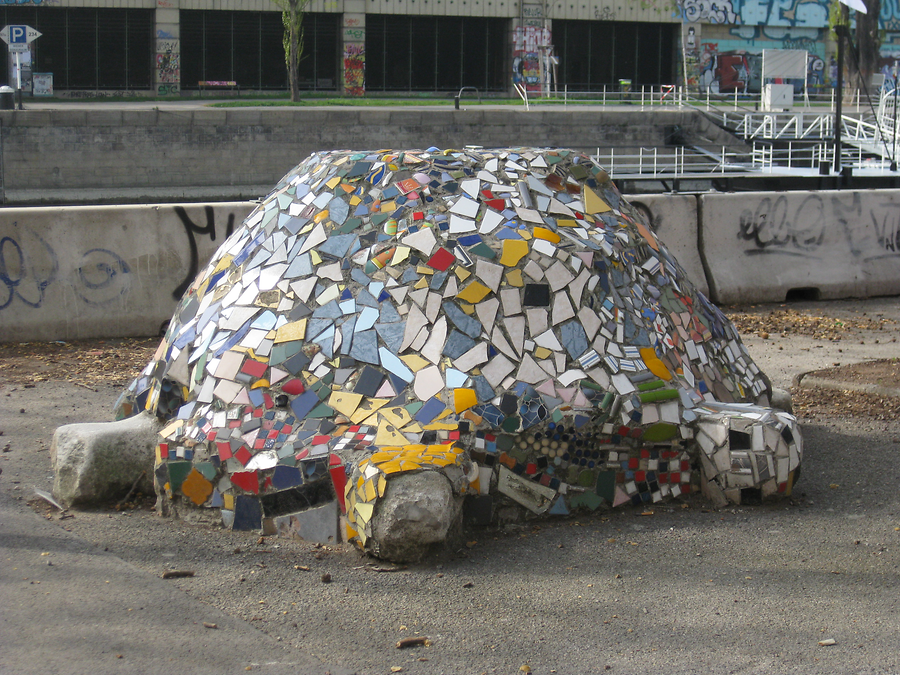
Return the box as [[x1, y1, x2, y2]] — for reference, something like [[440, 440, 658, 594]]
[[677, 0, 830, 27], [736, 193, 900, 262], [0, 207, 240, 315], [156, 39, 180, 91], [693, 30, 826, 93], [512, 25, 553, 93], [343, 43, 365, 97]]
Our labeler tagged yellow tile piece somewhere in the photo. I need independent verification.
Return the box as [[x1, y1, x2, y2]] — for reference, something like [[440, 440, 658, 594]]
[[434, 407, 451, 420], [505, 268, 524, 287], [534, 346, 552, 360], [350, 398, 390, 424], [251, 379, 270, 389], [181, 469, 213, 506], [400, 354, 430, 372], [325, 176, 341, 189], [374, 421, 407, 446], [500, 239, 529, 266], [370, 450, 398, 464], [584, 187, 612, 214], [377, 474, 387, 497], [377, 459, 404, 475], [310, 249, 322, 265], [403, 422, 423, 433], [423, 421, 459, 431], [416, 265, 434, 275], [533, 227, 561, 243], [223, 493, 234, 511], [380, 200, 397, 213], [363, 478, 377, 502], [460, 303, 476, 316], [355, 502, 374, 523], [456, 281, 492, 304], [313, 210, 330, 224], [557, 219, 578, 228], [639, 347, 672, 381], [379, 406, 414, 430], [328, 391, 364, 417], [455, 267, 472, 282], [453, 388, 478, 413], [413, 276, 429, 289], [349, 195, 362, 206], [160, 419, 185, 440], [345, 522, 358, 541], [298, 221, 314, 235], [391, 246, 411, 266]]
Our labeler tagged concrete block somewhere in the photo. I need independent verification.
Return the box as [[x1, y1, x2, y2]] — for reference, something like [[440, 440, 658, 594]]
[[625, 193, 708, 297], [0, 201, 255, 341], [274, 501, 340, 544], [52, 412, 163, 507], [700, 190, 900, 304]]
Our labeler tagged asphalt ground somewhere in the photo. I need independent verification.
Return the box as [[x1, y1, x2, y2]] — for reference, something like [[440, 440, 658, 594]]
[[1, 296, 899, 675]]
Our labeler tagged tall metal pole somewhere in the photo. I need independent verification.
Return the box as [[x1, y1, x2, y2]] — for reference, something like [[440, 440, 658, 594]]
[[893, 62, 898, 171], [835, 4, 848, 172]]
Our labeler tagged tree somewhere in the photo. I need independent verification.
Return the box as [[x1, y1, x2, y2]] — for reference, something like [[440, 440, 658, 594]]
[[833, 0, 882, 98], [273, 0, 310, 102]]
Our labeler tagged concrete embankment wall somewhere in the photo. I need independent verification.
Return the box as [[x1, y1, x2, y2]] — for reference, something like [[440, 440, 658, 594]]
[[1, 190, 898, 342], [0, 108, 731, 204]]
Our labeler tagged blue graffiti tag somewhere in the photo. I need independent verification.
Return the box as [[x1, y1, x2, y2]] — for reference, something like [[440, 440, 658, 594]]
[[0, 233, 59, 310]]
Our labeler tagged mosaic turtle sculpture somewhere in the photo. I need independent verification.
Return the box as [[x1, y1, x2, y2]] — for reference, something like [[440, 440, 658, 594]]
[[116, 147, 802, 562]]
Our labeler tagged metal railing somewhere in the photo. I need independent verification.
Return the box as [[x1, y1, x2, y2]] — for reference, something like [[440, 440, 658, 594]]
[[592, 145, 750, 178]]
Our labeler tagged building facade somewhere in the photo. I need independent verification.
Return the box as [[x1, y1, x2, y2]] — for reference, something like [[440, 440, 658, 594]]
[[3, 0, 897, 98]]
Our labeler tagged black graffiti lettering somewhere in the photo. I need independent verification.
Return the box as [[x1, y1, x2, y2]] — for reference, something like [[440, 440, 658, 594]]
[[172, 206, 236, 300]]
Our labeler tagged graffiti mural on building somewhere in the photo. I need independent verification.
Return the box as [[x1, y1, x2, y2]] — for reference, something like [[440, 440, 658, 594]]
[[692, 30, 826, 93], [156, 39, 180, 87], [343, 43, 365, 97], [512, 25, 553, 93], [677, 0, 830, 26]]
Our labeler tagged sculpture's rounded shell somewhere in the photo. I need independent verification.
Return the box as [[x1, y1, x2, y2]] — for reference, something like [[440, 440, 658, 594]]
[[117, 147, 801, 552]]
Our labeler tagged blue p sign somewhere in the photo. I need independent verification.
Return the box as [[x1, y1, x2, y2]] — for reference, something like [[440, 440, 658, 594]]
[[9, 26, 26, 44]]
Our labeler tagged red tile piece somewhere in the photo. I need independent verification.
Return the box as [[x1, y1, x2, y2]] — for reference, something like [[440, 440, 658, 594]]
[[328, 454, 348, 514], [235, 446, 253, 466], [217, 441, 233, 461], [426, 247, 455, 271], [231, 470, 260, 494], [282, 379, 304, 395], [241, 359, 268, 377]]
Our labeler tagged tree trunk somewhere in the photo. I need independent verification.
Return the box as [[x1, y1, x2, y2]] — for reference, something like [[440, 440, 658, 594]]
[[849, 0, 881, 101]]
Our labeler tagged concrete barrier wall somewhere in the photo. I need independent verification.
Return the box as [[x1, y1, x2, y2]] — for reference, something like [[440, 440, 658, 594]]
[[0, 202, 255, 341], [3, 189, 899, 342], [0, 108, 726, 202], [700, 190, 900, 304], [625, 193, 708, 297]]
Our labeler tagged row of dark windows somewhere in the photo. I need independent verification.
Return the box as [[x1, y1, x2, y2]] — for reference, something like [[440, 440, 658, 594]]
[[0, 7, 675, 92]]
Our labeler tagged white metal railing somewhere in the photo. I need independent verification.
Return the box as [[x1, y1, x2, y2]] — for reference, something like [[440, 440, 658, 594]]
[[591, 145, 750, 178]]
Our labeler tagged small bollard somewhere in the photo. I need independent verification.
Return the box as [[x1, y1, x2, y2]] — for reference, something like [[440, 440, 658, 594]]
[[454, 96, 460, 110]]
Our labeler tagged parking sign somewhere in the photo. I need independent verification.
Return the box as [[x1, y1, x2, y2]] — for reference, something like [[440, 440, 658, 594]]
[[0, 25, 41, 52]]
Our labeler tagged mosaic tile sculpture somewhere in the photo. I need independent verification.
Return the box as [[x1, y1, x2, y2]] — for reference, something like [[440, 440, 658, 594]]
[[116, 147, 802, 561]]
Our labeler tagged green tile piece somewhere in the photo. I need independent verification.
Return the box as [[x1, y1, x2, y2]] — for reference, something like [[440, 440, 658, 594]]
[[403, 401, 424, 416], [196, 461, 217, 481], [496, 435, 515, 451], [551, 409, 563, 423], [637, 379, 665, 392], [570, 490, 604, 511], [642, 422, 679, 442], [638, 388, 680, 403], [595, 470, 617, 501], [501, 416, 520, 433], [468, 242, 497, 259], [167, 461, 193, 491], [371, 213, 391, 227], [338, 218, 363, 233], [308, 403, 335, 419], [577, 469, 596, 487]]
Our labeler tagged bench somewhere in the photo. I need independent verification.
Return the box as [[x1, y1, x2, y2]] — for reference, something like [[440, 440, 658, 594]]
[[198, 81, 240, 97]]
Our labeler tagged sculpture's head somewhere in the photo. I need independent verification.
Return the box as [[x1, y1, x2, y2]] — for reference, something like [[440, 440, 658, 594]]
[[117, 147, 801, 561]]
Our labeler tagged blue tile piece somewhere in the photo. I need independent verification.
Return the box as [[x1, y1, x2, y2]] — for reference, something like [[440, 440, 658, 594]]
[[375, 322, 405, 353], [327, 196, 350, 225], [443, 329, 476, 358], [232, 495, 262, 531], [285, 252, 312, 278], [560, 320, 589, 360], [272, 465, 304, 490], [290, 390, 320, 420], [443, 302, 482, 338], [472, 375, 494, 402], [349, 329, 380, 364], [340, 316, 356, 355], [495, 227, 522, 240], [458, 234, 482, 246], [356, 288, 378, 307], [313, 300, 342, 319], [318, 233, 356, 258], [414, 397, 445, 424], [378, 302, 402, 323]]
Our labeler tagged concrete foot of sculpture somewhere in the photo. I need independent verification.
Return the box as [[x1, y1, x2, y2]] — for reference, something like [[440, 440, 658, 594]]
[[52, 412, 162, 507]]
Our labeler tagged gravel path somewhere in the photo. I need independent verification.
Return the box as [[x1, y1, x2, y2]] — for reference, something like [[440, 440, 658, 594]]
[[2, 298, 899, 675]]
